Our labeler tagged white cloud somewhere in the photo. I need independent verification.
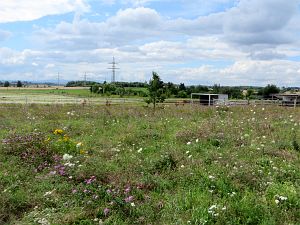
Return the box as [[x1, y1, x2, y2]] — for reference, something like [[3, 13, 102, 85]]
[[0, 48, 26, 65], [171, 60, 300, 86], [34, 7, 163, 49], [1, 1, 300, 86], [0, 0, 89, 23]]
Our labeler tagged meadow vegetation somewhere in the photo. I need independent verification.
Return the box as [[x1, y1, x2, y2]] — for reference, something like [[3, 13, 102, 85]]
[[0, 104, 299, 224]]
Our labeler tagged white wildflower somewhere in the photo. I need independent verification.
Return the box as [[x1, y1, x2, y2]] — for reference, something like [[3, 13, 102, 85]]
[[279, 196, 287, 201], [208, 205, 217, 211], [44, 190, 54, 197], [64, 162, 75, 167], [76, 142, 83, 148], [37, 218, 50, 225], [137, 148, 143, 153], [63, 154, 73, 161]]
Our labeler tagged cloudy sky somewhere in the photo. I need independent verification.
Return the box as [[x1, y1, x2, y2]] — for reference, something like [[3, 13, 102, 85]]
[[0, 0, 300, 86]]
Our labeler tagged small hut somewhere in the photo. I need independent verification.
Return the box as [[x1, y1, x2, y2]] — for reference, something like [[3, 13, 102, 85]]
[[191, 93, 228, 106]]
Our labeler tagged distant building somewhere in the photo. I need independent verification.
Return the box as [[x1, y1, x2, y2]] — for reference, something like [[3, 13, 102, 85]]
[[191, 93, 229, 106]]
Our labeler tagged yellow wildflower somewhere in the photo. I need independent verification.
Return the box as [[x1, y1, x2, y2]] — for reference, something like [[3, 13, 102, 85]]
[[63, 135, 70, 142], [53, 129, 64, 135], [80, 149, 86, 154], [44, 137, 51, 143]]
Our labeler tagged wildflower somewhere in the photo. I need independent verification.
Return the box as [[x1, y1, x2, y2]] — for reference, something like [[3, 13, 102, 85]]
[[72, 189, 77, 194], [37, 218, 50, 225], [278, 196, 287, 201], [229, 191, 236, 197], [58, 167, 66, 176], [62, 154, 73, 161], [44, 190, 54, 197], [131, 202, 135, 207], [53, 129, 64, 135], [85, 176, 96, 184], [80, 149, 87, 154], [103, 208, 110, 216], [208, 205, 217, 211], [137, 148, 143, 153], [187, 142, 191, 145], [208, 175, 215, 180], [64, 162, 75, 167], [63, 135, 70, 142], [49, 171, 56, 175], [124, 187, 131, 194], [125, 196, 134, 203], [76, 142, 83, 148], [196, 138, 199, 143], [275, 199, 280, 204]]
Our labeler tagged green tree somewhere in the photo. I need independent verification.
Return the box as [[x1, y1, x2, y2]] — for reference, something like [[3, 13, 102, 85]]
[[148, 72, 165, 109], [179, 83, 186, 91], [259, 84, 280, 98], [4, 81, 10, 87], [17, 81, 22, 87], [177, 90, 188, 98]]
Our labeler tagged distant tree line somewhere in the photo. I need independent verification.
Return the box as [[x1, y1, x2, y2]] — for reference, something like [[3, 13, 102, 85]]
[[0, 81, 23, 87], [65, 78, 284, 100], [66, 81, 100, 87]]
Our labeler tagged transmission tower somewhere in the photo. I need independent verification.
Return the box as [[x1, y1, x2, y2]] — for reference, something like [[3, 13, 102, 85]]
[[108, 57, 119, 83], [57, 72, 60, 87], [83, 72, 87, 86]]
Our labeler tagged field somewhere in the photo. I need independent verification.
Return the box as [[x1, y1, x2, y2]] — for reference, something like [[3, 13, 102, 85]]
[[0, 103, 299, 224], [0, 88, 145, 105]]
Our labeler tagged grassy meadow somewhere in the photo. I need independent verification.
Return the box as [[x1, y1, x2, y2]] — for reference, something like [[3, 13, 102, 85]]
[[0, 103, 299, 224]]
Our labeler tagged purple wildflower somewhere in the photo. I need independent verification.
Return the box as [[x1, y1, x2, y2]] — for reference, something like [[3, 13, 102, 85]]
[[125, 196, 134, 203], [124, 186, 131, 194], [104, 208, 110, 216]]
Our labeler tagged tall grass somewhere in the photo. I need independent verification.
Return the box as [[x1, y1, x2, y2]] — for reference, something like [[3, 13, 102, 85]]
[[0, 104, 299, 224]]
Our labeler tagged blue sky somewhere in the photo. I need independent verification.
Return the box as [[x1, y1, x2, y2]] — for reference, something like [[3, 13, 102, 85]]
[[0, 0, 300, 86]]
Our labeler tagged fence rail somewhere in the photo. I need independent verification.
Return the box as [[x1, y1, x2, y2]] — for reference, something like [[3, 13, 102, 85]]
[[0, 93, 299, 107]]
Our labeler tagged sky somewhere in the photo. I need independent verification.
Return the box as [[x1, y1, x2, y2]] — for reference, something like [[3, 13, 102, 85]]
[[0, 0, 300, 86]]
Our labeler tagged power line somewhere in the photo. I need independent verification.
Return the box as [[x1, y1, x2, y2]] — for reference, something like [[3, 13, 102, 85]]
[[108, 57, 120, 83]]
